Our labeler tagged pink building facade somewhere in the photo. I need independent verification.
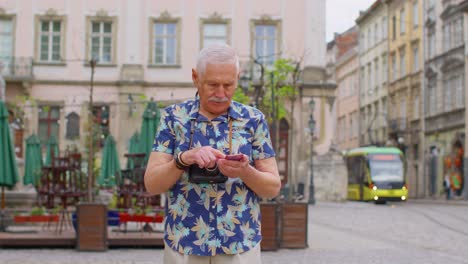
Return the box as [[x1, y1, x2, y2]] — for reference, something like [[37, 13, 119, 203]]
[[334, 27, 360, 151], [1, 0, 328, 199]]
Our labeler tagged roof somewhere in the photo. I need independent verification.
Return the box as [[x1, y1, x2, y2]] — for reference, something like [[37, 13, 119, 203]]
[[355, 0, 384, 24]]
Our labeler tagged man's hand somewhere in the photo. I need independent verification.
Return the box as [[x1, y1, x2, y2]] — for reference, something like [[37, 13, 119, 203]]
[[182, 146, 225, 169], [217, 154, 250, 178]]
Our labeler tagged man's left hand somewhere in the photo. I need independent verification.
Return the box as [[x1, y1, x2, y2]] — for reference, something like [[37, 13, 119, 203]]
[[217, 154, 250, 178]]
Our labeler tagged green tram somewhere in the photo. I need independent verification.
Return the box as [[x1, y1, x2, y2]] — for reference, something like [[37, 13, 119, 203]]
[[344, 147, 408, 203]]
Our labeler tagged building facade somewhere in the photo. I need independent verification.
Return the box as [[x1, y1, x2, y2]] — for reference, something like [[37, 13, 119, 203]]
[[0, 0, 330, 200], [386, 0, 423, 198], [356, 0, 389, 147], [334, 27, 360, 151], [424, 0, 466, 198]]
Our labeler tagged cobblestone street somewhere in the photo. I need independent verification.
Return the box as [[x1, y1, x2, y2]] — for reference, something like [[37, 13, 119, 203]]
[[2, 201, 468, 264]]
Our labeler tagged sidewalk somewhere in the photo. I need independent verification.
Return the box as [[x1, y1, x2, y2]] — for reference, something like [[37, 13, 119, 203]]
[[408, 197, 468, 206]]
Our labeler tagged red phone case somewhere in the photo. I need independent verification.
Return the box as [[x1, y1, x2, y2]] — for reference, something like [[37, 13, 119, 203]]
[[225, 154, 243, 161]]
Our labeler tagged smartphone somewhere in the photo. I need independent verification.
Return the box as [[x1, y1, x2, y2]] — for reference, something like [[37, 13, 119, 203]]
[[225, 154, 243, 161]]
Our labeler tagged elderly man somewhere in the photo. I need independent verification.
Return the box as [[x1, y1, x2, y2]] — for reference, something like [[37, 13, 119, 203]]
[[144, 44, 280, 263]]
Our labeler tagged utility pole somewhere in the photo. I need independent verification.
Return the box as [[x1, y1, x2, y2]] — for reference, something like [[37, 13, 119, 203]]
[[87, 59, 96, 202]]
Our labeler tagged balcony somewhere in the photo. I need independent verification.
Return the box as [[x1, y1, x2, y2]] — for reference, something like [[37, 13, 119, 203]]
[[389, 118, 407, 133], [1, 57, 33, 81]]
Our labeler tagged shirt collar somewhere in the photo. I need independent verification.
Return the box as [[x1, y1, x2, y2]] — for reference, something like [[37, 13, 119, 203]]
[[188, 99, 242, 121]]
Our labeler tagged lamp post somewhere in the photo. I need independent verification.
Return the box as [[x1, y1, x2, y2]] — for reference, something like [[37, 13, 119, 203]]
[[308, 99, 316, 204]]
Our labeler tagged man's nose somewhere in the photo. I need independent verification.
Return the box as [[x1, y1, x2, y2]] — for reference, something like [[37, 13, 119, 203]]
[[213, 86, 225, 97]]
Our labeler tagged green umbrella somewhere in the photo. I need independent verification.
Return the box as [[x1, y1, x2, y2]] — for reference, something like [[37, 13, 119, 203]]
[[99, 135, 121, 187], [23, 134, 43, 186], [44, 135, 59, 166], [0, 100, 19, 231], [126, 131, 140, 169], [139, 101, 160, 164]]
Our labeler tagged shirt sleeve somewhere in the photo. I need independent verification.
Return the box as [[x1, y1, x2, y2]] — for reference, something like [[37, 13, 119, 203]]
[[252, 115, 276, 160], [152, 107, 175, 155]]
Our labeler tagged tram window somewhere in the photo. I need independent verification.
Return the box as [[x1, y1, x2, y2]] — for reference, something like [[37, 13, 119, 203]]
[[348, 157, 361, 184]]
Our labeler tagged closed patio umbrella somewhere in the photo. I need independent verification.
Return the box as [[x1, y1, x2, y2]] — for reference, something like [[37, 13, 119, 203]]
[[44, 135, 59, 166], [98, 135, 120, 188], [139, 101, 160, 164], [23, 134, 43, 186], [0, 100, 19, 231], [126, 131, 141, 169]]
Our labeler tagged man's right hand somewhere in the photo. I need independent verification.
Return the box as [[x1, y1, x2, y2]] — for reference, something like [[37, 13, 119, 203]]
[[181, 146, 226, 169]]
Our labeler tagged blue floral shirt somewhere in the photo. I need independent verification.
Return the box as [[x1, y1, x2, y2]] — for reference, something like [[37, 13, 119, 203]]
[[152, 99, 275, 256]]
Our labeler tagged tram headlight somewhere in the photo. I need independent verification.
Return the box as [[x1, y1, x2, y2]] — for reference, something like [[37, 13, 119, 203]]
[[374, 196, 379, 200], [373, 186, 378, 191], [401, 196, 406, 201]]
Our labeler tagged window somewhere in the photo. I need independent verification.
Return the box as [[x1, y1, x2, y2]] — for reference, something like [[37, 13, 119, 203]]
[[38, 20, 63, 62], [399, 48, 405, 78], [413, 95, 419, 119], [202, 23, 228, 48], [400, 9, 406, 34], [443, 24, 451, 51], [89, 20, 114, 63], [428, 30, 435, 58], [374, 23, 379, 43], [455, 74, 464, 109], [153, 22, 178, 65], [368, 28, 372, 48], [392, 16, 396, 40], [361, 67, 366, 95], [382, 17, 387, 39], [254, 24, 277, 65], [349, 116, 353, 140], [38, 106, 60, 146], [368, 63, 372, 94], [65, 112, 80, 140], [454, 18, 464, 47], [382, 55, 387, 82], [400, 97, 406, 130], [375, 58, 379, 89], [0, 18, 13, 75], [443, 78, 452, 112], [412, 45, 419, 72], [360, 32, 365, 52], [391, 54, 396, 81], [413, 2, 419, 28], [427, 78, 436, 115]]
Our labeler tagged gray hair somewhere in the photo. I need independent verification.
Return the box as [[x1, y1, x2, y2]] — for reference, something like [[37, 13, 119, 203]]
[[196, 44, 239, 77]]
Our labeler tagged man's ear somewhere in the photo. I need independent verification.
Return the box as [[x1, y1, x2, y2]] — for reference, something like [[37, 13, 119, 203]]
[[192, 68, 198, 85]]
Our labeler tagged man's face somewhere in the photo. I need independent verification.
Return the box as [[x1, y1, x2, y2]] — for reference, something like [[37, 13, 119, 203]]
[[192, 63, 238, 118]]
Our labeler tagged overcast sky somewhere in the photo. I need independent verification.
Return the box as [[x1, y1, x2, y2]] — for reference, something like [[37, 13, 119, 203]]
[[326, 0, 376, 42]]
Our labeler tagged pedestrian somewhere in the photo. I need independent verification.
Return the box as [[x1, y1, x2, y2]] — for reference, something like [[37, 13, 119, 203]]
[[144, 44, 281, 263], [443, 174, 451, 200]]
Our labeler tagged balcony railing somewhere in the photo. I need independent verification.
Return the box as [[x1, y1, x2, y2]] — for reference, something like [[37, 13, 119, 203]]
[[0, 57, 33, 80], [389, 118, 407, 133]]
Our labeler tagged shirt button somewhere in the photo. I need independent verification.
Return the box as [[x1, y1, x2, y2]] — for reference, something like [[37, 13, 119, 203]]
[[212, 204, 216, 209]]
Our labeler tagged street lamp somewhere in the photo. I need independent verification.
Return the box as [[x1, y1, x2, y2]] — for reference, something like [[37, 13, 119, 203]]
[[308, 99, 316, 204], [239, 73, 251, 94]]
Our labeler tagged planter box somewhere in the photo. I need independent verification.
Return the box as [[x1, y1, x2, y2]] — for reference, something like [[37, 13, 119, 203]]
[[14, 215, 59, 223], [260, 203, 280, 251], [280, 202, 308, 248], [76, 203, 107, 251]]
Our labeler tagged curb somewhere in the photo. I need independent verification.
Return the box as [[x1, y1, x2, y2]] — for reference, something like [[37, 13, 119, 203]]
[[408, 199, 468, 207]]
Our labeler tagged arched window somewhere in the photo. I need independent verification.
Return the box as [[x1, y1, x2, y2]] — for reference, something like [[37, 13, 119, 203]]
[[66, 112, 80, 140]]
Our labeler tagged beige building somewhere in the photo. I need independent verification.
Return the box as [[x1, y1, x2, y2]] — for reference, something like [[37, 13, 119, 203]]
[[1, 0, 332, 201], [356, 0, 389, 147], [387, 0, 423, 198], [334, 27, 360, 151]]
